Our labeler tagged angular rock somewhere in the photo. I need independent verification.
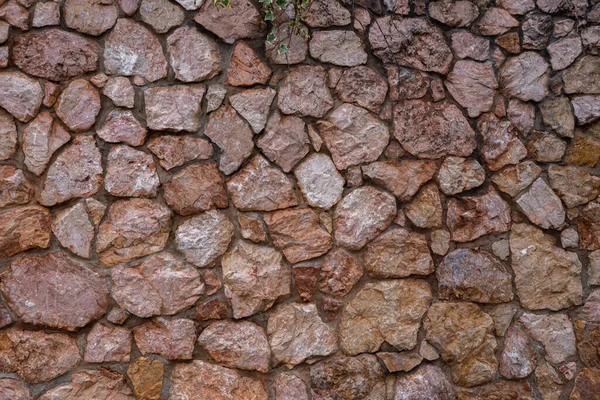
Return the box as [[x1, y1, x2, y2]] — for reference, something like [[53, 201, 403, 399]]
[[334, 186, 396, 250], [278, 66, 333, 118], [335, 66, 387, 113], [167, 26, 221, 82], [437, 249, 513, 303], [495, 32, 521, 54], [309, 30, 367, 66], [103, 77, 135, 108], [12, 29, 98, 82], [195, 298, 228, 321], [227, 154, 299, 211], [97, 198, 171, 265], [499, 0, 535, 14], [428, 0, 478, 27], [430, 229, 451, 256], [0, 252, 109, 330], [450, 30, 489, 61], [386, 66, 429, 101], [572, 95, 600, 125], [500, 52, 550, 102], [134, 317, 195, 360], [527, 130, 566, 162], [0, 1, 28, 31], [446, 187, 511, 242], [0, 166, 33, 208], [478, 113, 527, 171], [445, 60, 498, 117], [54, 79, 100, 132], [508, 99, 535, 135], [535, 363, 563, 400], [548, 33, 582, 71], [0, 205, 50, 257], [264, 208, 332, 264], [0, 109, 16, 160], [570, 368, 600, 400], [489, 304, 517, 336], [230, 87, 276, 133], [84, 323, 132, 363], [194, 0, 264, 43], [576, 320, 600, 369], [64, 0, 118, 35], [0, 378, 31, 400], [424, 302, 498, 387], [111, 252, 203, 318], [549, 165, 600, 208], [238, 213, 268, 244], [105, 145, 159, 198], [319, 249, 363, 297], [563, 55, 600, 94], [52, 202, 95, 258], [221, 241, 291, 319], [516, 178, 565, 230], [118, 0, 140, 14], [32, 2, 60, 27], [540, 97, 574, 138], [21, 112, 69, 176], [294, 153, 344, 210], [0, 72, 43, 125], [577, 200, 600, 250], [225, 41, 271, 86], [362, 160, 436, 201], [437, 157, 485, 195], [144, 84, 205, 132], [39, 136, 103, 206], [521, 11, 553, 50], [394, 100, 477, 158], [364, 227, 433, 279], [293, 265, 318, 301], [377, 351, 422, 373], [368, 16, 452, 74], [340, 279, 432, 354], [140, 0, 184, 33], [164, 163, 227, 215], [127, 357, 163, 400], [499, 325, 536, 379], [265, 23, 309, 65], [273, 374, 309, 400], [256, 111, 309, 173], [198, 320, 270, 372], [170, 360, 267, 399], [457, 381, 535, 399], [394, 364, 455, 399], [267, 302, 337, 368], [510, 223, 582, 310], [204, 106, 253, 175], [405, 183, 443, 229], [519, 312, 576, 363], [475, 7, 519, 36], [147, 135, 213, 170], [175, 210, 234, 268], [39, 369, 134, 400], [565, 133, 600, 167], [303, 0, 350, 27], [96, 109, 147, 146], [104, 18, 167, 82], [310, 355, 385, 400]]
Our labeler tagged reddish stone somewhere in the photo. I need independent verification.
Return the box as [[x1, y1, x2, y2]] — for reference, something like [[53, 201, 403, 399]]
[[475, 7, 519, 36], [319, 249, 363, 297], [273, 374, 308, 400], [63, 0, 118, 36], [386, 66, 429, 101], [309, 30, 367, 67], [38, 369, 134, 399], [52, 202, 95, 258], [335, 66, 387, 113], [134, 317, 195, 360], [405, 183, 443, 229], [194, 0, 265, 43], [362, 160, 437, 201], [499, 52, 550, 102], [147, 135, 213, 170], [428, 0, 478, 27], [265, 23, 308, 65], [195, 298, 228, 321], [238, 212, 268, 244], [303, 0, 351, 27], [445, 61, 498, 118], [278, 66, 333, 118], [140, 0, 184, 33], [225, 41, 271, 86], [54, 79, 101, 132], [295, 153, 344, 210], [105, 145, 159, 198], [258, 111, 309, 173], [22, 112, 70, 176], [0, 109, 16, 160], [478, 113, 527, 171], [0, 205, 50, 258], [293, 265, 318, 301], [0, 165, 33, 208], [394, 364, 455, 399], [144, 84, 205, 132], [167, 26, 221, 82], [127, 357, 163, 400], [571, 368, 600, 400], [0, 71, 43, 123], [97, 109, 147, 146], [230, 87, 276, 133], [0, 1, 28, 30], [84, 323, 132, 363], [0, 378, 31, 400]]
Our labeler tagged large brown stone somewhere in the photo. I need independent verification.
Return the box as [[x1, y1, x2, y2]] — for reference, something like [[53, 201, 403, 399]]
[[563, 56, 600, 94], [127, 357, 163, 400], [340, 279, 432, 355], [230, 87, 276, 134], [319, 249, 363, 297], [194, 0, 264, 43], [405, 183, 443, 229], [225, 41, 271, 86], [491, 161, 542, 197], [84, 323, 132, 363], [519, 312, 576, 363], [570, 368, 600, 400], [362, 160, 437, 201], [267, 302, 337, 368], [0, 378, 31, 400], [0, 205, 50, 258], [334, 186, 396, 250], [55, 79, 101, 132], [278, 66, 333, 118], [499, 325, 536, 379], [198, 320, 270, 372], [167, 26, 221, 82], [111, 252, 203, 318], [0, 72, 43, 123], [458, 381, 535, 400], [394, 364, 456, 400], [147, 135, 213, 170], [510, 223, 582, 311], [144, 85, 205, 132], [499, 52, 550, 102], [140, 0, 184, 33], [335, 66, 387, 113], [368, 16, 452, 74], [0, 165, 33, 208], [437, 157, 485, 195], [549, 165, 600, 208], [97, 198, 172, 265], [394, 100, 477, 159], [447, 187, 511, 242], [221, 241, 291, 319], [104, 18, 167, 82], [257, 111, 309, 172], [477, 113, 527, 171], [227, 154, 299, 212], [0, 327, 81, 383], [64, 0, 118, 35], [39, 369, 134, 400], [446, 61, 498, 118], [12, 29, 98, 81], [577, 200, 600, 250], [134, 317, 195, 360], [309, 30, 367, 67]]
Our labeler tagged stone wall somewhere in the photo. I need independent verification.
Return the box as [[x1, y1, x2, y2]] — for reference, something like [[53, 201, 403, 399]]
[[0, 0, 600, 398]]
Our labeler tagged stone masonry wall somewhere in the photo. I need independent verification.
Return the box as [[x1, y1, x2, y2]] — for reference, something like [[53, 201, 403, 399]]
[[0, 0, 600, 398]]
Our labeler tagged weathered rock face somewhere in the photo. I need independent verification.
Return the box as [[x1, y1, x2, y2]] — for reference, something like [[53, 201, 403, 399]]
[[570, 368, 600, 400], [54, 79, 101, 132], [0, 328, 81, 383], [134, 317, 196, 360], [39, 369, 134, 400], [278, 66, 333, 118], [103, 77, 135, 108], [405, 183, 443, 229], [499, 325, 536, 379], [52, 202, 95, 258], [105, 145, 159, 198], [97, 198, 172, 265], [445, 61, 498, 118], [140, 0, 185, 33], [267, 302, 337, 367], [84, 323, 132, 363], [519, 312, 576, 363], [499, 52, 550, 102], [362, 160, 436, 201], [147, 135, 213, 170], [97, 109, 147, 147], [394, 364, 456, 399], [437, 157, 485, 195], [335, 66, 387, 112], [577, 200, 600, 251], [334, 186, 396, 250], [63, 0, 118, 35], [339, 279, 432, 355], [221, 241, 291, 319], [516, 178, 565, 230], [0, 205, 51, 257], [0, 110, 17, 161], [549, 165, 600, 208], [309, 30, 367, 67], [475, 7, 519, 35], [167, 26, 221, 83], [144, 85, 205, 132], [0, 378, 31, 400], [273, 374, 309, 400], [12, 29, 98, 81], [458, 380, 536, 400], [319, 249, 363, 297], [394, 100, 477, 159], [510, 223, 582, 311], [477, 112, 527, 171], [231, 87, 276, 134], [492, 161, 542, 197], [0, 165, 33, 208], [194, 0, 265, 43], [226, 41, 271, 86], [294, 153, 344, 210], [563, 55, 600, 94], [127, 357, 163, 400], [198, 320, 270, 372], [0, 252, 108, 330], [258, 110, 309, 172]]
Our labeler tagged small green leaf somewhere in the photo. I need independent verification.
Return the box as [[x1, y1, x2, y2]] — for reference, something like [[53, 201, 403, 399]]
[[267, 32, 277, 43], [278, 43, 289, 54], [276, 0, 287, 8], [264, 10, 275, 20]]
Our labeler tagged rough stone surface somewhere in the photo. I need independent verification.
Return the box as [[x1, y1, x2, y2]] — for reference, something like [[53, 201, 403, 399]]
[[97, 109, 147, 147], [500, 52, 550, 102], [64, 0, 118, 36], [84, 323, 132, 363], [103, 77, 135, 108], [147, 135, 213, 170], [362, 160, 436, 201], [140, 0, 184, 33], [0, 165, 33, 208], [105, 145, 159, 198], [144, 85, 205, 132], [278, 66, 333, 118], [22, 112, 69, 176], [127, 357, 163, 400], [499, 325, 536, 379], [38, 369, 134, 399], [258, 111, 309, 172], [194, 0, 265, 44], [516, 178, 565, 230], [549, 165, 600, 208], [230, 87, 275, 134], [386, 66, 429, 101], [167, 26, 221, 82], [475, 7, 519, 35], [54, 79, 100, 132], [478, 112, 527, 171], [563, 55, 600, 94], [437, 156, 485, 195], [226, 41, 271, 86], [335, 66, 387, 112], [450, 30, 489, 61], [309, 30, 367, 67], [519, 312, 576, 363], [294, 153, 344, 210], [445, 61, 498, 118], [0, 205, 51, 257], [52, 202, 95, 258], [134, 317, 195, 360], [394, 364, 455, 399], [273, 374, 308, 400], [0, 378, 31, 400], [405, 183, 443, 229]]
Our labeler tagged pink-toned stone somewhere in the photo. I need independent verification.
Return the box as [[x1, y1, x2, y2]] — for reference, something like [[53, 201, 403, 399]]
[[227, 154, 299, 212], [103, 77, 135, 108], [84, 323, 132, 363], [203, 270, 222, 295], [144, 84, 205, 132], [450, 30, 489, 61], [39, 369, 134, 400], [32, 1, 59, 27], [499, 52, 550, 102], [293, 265, 318, 301], [445, 61, 498, 118], [303, 0, 350, 27], [238, 212, 268, 244], [134, 317, 195, 360], [84, 198, 106, 226], [22, 112, 69, 176], [0, 109, 16, 160], [0, 1, 28, 30], [319, 249, 363, 297], [428, 0, 478, 27], [257, 111, 309, 173], [519, 312, 576, 363], [549, 165, 600, 208], [164, 163, 227, 215], [0, 165, 33, 208], [195, 298, 228, 321], [0, 378, 31, 400], [309, 30, 367, 67], [105, 145, 159, 198], [63, 0, 117, 35], [475, 7, 519, 36], [278, 65, 333, 118], [0, 251, 109, 330], [548, 33, 582, 71], [394, 364, 455, 399], [294, 153, 344, 210], [394, 100, 477, 159], [147, 135, 213, 170], [335, 66, 387, 113], [52, 202, 95, 258], [447, 187, 511, 242], [458, 381, 535, 399], [386, 66, 429, 101], [194, 0, 265, 43], [198, 320, 270, 372], [405, 183, 443, 229], [175, 210, 234, 268], [577, 200, 600, 251], [334, 186, 396, 250], [0, 71, 43, 123], [0, 205, 50, 257], [437, 156, 485, 195], [527, 131, 567, 163], [97, 198, 171, 266], [12, 29, 97, 81], [563, 55, 600, 94], [97, 109, 147, 146], [362, 160, 437, 201], [39, 136, 103, 206], [221, 240, 291, 319], [111, 252, 204, 317], [507, 99, 535, 135], [54, 79, 100, 132], [0, 328, 80, 383], [273, 374, 308, 400], [368, 16, 452, 74], [140, 0, 184, 33], [265, 23, 308, 65], [572, 95, 600, 125], [478, 112, 527, 171], [540, 96, 575, 138], [104, 18, 167, 82], [230, 87, 275, 134], [167, 26, 221, 82], [225, 41, 272, 86], [516, 178, 565, 230]]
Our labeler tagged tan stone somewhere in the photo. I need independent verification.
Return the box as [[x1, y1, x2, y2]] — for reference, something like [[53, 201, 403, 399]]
[[319, 249, 363, 297], [362, 160, 437, 201], [127, 357, 163, 400], [405, 183, 443, 229]]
